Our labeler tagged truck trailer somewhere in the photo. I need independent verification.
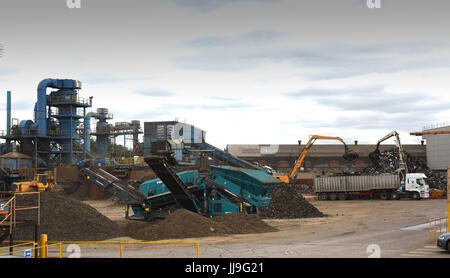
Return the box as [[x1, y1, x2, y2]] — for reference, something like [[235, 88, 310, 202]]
[[314, 173, 430, 200]]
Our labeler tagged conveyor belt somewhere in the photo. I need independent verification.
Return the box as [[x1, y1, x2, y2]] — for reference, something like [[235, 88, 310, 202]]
[[194, 142, 259, 169], [144, 156, 200, 213], [203, 177, 252, 207], [80, 168, 144, 205]]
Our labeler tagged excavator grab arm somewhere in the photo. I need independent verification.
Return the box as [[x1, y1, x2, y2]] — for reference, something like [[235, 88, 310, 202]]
[[286, 135, 354, 180]]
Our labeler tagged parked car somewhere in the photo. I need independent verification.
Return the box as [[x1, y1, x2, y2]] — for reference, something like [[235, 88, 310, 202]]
[[437, 232, 450, 251]]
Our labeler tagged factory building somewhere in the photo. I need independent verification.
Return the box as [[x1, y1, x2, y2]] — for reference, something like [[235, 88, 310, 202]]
[[227, 143, 426, 176], [143, 121, 205, 157]]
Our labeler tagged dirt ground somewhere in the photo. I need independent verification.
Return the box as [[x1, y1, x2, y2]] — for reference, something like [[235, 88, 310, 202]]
[[70, 195, 449, 258]]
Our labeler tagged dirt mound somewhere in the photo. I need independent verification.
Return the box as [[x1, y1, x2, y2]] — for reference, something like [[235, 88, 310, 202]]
[[213, 213, 276, 234], [60, 181, 91, 201], [123, 209, 277, 241], [13, 192, 122, 241], [258, 184, 325, 219], [11, 193, 278, 242]]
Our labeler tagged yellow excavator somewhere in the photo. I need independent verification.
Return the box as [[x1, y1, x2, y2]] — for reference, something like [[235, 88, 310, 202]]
[[274, 135, 359, 183], [12, 172, 55, 192]]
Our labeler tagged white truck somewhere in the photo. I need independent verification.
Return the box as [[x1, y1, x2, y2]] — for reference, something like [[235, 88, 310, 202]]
[[314, 173, 430, 200]]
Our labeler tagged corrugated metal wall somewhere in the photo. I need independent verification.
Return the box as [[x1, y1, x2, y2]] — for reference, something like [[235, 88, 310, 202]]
[[423, 126, 450, 170], [314, 174, 399, 192]]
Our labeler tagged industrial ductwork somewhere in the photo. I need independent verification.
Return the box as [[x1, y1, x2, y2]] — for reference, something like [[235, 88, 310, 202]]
[[36, 78, 81, 135]]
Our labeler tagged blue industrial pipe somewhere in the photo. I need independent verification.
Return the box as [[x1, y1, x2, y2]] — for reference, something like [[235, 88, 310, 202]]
[[6, 91, 11, 135], [36, 78, 81, 136], [36, 79, 58, 136], [84, 111, 109, 157], [84, 112, 98, 152]]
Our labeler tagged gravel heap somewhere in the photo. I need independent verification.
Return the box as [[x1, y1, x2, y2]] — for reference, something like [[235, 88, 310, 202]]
[[258, 184, 325, 219], [122, 209, 277, 241], [9, 193, 278, 242], [13, 192, 122, 241]]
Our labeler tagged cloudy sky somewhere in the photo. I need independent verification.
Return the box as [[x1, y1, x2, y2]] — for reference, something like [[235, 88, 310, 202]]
[[1, 0, 450, 149]]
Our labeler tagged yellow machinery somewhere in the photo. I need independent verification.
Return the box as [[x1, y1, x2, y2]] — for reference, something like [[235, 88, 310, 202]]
[[13, 173, 54, 192], [429, 188, 444, 199], [274, 135, 358, 183], [447, 167, 450, 233]]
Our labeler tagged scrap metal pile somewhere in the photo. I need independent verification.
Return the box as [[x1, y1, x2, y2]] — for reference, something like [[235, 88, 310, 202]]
[[363, 148, 446, 189]]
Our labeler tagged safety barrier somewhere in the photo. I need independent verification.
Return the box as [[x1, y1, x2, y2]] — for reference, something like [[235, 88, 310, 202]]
[[428, 216, 448, 242], [45, 241, 200, 258], [0, 237, 200, 258], [0, 196, 16, 233], [0, 241, 38, 257]]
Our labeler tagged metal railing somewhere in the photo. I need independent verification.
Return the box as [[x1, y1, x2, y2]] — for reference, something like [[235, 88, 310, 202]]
[[0, 192, 40, 250], [47, 95, 91, 106], [0, 242, 39, 257], [52, 108, 86, 118], [0, 196, 16, 236], [0, 240, 200, 258], [423, 122, 450, 131], [46, 241, 200, 258], [0, 129, 67, 137], [51, 144, 84, 152], [428, 216, 448, 242]]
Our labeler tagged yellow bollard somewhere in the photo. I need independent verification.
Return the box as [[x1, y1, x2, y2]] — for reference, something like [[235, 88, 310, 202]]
[[448, 201, 450, 233], [39, 234, 48, 258], [434, 218, 437, 241], [429, 220, 431, 242]]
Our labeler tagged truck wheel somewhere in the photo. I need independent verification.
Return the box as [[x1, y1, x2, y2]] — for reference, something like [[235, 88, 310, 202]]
[[319, 193, 328, 201], [380, 192, 390, 200], [337, 193, 347, 200], [411, 192, 420, 200], [329, 193, 337, 201], [391, 192, 400, 200]]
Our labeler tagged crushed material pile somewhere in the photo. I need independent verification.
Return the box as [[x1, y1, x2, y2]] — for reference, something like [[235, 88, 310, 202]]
[[122, 209, 277, 241], [13, 192, 122, 241], [258, 184, 325, 219], [61, 181, 91, 201], [364, 148, 446, 189], [11, 192, 278, 242]]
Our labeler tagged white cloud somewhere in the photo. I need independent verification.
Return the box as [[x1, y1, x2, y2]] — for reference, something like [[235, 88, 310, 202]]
[[1, 0, 450, 149]]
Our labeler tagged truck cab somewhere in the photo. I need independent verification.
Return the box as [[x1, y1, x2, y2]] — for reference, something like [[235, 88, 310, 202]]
[[401, 173, 430, 199]]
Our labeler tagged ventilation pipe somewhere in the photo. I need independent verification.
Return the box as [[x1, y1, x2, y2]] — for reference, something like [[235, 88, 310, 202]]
[[84, 112, 99, 152], [36, 79, 81, 136], [6, 91, 11, 135]]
